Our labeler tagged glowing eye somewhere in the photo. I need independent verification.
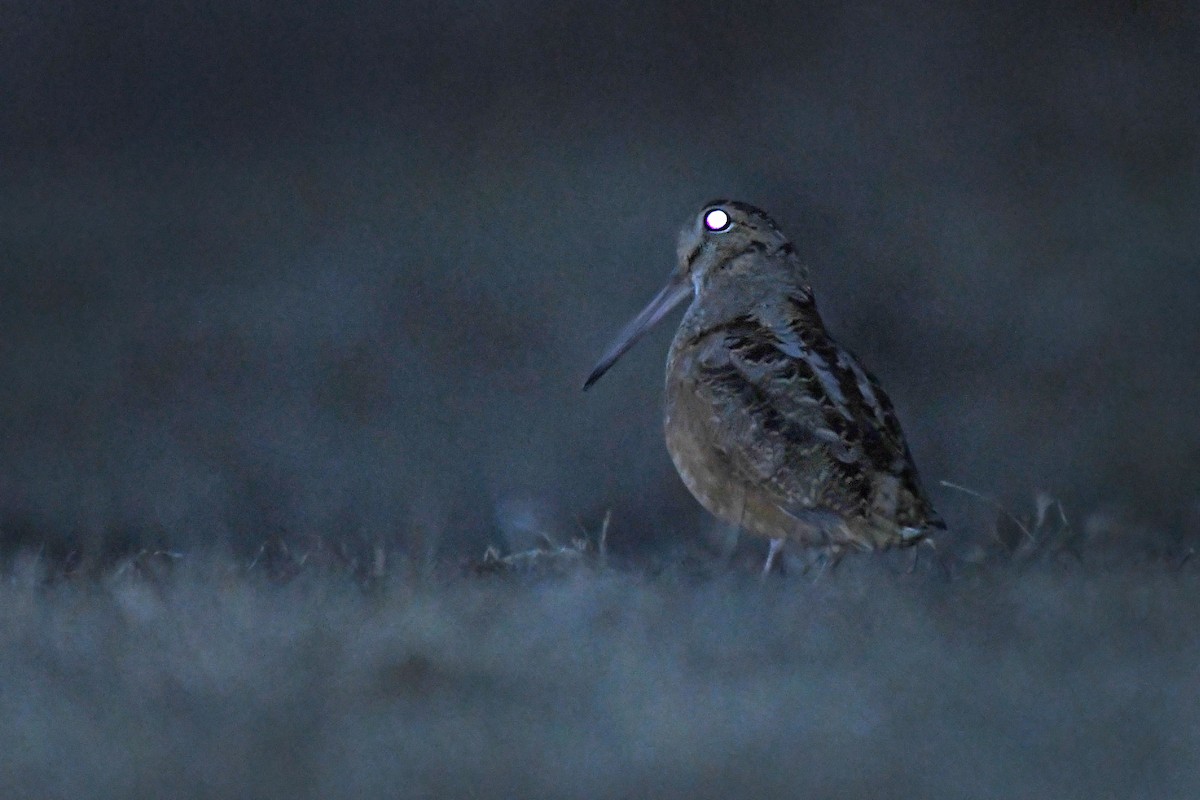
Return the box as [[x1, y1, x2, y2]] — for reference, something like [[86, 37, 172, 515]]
[[704, 208, 731, 232]]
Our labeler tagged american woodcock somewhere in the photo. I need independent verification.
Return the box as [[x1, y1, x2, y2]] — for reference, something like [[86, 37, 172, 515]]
[[584, 200, 943, 573]]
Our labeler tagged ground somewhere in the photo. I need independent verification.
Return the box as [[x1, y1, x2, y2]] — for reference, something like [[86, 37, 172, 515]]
[[1, 524, 1196, 800]]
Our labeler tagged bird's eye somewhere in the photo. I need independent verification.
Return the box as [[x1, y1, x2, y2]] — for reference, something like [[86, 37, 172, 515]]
[[703, 208, 731, 232]]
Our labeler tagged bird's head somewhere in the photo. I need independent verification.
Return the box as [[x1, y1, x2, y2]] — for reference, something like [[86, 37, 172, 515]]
[[584, 200, 807, 389], [674, 200, 800, 293]]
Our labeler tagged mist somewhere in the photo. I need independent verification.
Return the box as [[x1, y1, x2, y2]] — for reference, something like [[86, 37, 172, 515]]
[[1, 1, 1197, 796]]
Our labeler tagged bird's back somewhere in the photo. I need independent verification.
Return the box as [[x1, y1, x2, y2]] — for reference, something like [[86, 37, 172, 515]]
[[665, 290, 941, 550]]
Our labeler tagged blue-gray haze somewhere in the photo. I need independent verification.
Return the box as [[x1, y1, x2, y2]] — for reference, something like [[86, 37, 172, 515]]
[[0, 1, 1197, 797]]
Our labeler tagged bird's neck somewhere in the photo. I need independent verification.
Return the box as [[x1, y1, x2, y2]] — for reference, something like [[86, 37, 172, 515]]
[[676, 279, 818, 347]]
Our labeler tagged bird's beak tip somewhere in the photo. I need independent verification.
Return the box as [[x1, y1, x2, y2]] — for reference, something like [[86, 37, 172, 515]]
[[582, 363, 607, 391]]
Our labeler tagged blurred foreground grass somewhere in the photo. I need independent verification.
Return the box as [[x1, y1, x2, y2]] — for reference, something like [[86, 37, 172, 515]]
[[1, 520, 1198, 800]]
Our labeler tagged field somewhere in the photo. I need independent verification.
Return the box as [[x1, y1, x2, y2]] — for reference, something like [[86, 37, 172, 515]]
[[2, 524, 1197, 800]]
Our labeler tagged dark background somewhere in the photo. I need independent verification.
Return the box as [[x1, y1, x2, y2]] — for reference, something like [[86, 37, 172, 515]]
[[3, 0, 1198, 557], [3, 4, 1200, 798]]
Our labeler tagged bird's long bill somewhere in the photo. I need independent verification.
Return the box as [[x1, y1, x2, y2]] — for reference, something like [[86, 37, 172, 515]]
[[583, 277, 691, 390]]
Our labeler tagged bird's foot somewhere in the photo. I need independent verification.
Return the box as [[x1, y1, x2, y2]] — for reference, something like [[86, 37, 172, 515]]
[[762, 538, 785, 578]]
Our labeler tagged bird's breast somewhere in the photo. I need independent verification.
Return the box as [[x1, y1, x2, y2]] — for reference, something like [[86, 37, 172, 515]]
[[662, 341, 745, 528]]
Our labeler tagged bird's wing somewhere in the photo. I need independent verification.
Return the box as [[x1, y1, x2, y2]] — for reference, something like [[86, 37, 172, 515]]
[[687, 311, 870, 518], [688, 297, 940, 530]]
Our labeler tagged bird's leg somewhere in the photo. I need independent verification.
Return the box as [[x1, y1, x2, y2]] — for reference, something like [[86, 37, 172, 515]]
[[762, 538, 785, 577], [907, 543, 921, 574]]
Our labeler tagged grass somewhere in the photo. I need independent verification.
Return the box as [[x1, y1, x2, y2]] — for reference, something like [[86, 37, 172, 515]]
[[0, 509, 1197, 799]]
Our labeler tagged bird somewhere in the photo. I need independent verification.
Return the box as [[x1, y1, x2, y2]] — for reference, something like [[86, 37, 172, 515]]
[[584, 200, 943, 574]]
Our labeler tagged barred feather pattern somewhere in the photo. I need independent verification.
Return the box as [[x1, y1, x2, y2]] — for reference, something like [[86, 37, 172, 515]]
[[666, 294, 941, 549]]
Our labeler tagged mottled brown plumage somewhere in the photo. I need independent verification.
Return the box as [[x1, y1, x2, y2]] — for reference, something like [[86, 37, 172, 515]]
[[585, 200, 942, 572]]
